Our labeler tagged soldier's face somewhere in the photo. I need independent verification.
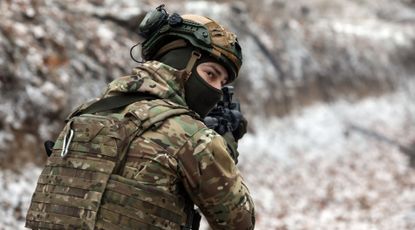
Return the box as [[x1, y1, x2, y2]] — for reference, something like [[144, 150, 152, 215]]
[[196, 62, 228, 90]]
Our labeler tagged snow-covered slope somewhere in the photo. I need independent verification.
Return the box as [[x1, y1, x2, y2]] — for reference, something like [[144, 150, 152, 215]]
[[237, 88, 415, 229]]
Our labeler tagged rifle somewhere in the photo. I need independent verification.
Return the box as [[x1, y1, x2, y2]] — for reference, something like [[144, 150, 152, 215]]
[[204, 86, 245, 139], [346, 123, 415, 167]]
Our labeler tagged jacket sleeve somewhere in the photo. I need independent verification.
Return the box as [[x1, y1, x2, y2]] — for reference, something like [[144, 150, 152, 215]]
[[176, 128, 255, 230]]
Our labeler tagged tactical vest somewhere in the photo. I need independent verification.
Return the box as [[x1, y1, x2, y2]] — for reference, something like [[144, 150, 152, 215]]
[[26, 97, 195, 230]]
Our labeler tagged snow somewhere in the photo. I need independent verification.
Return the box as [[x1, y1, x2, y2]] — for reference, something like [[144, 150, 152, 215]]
[[97, 24, 115, 42], [13, 22, 28, 35], [0, 132, 13, 150], [0, 165, 41, 230], [325, 19, 413, 46], [31, 26, 45, 39]]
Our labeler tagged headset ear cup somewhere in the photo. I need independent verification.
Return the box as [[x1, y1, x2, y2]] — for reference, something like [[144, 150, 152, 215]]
[[136, 13, 147, 34], [138, 5, 169, 38]]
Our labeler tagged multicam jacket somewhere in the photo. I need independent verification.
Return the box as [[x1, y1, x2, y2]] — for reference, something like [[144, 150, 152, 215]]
[[26, 61, 255, 230]]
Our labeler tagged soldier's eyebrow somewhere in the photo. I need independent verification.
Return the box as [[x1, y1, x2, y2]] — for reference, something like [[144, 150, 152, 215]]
[[210, 64, 227, 78]]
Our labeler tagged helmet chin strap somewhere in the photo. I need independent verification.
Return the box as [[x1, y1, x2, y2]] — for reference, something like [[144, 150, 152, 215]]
[[183, 50, 202, 81]]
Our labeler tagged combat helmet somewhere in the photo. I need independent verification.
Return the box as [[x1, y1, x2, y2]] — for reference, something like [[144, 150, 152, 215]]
[[139, 5, 243, 83]]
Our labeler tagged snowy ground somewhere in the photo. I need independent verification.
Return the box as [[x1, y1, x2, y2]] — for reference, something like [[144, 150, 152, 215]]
[[1, 90, 415, 230], [0, 166, 41, 230], [237, 89, 415, 230]]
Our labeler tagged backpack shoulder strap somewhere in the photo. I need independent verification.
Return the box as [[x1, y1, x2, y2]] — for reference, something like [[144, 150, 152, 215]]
[[70, 93, 159, 118]]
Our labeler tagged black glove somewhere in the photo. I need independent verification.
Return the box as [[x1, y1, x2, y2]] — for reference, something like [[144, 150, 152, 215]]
[[232, 115, 248, 141]]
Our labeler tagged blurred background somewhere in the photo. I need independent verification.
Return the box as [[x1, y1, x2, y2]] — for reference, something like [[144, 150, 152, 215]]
[[1, 0, 415, 229]]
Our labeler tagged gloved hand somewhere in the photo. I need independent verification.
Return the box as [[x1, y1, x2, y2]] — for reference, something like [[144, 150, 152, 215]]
[[222, 131, 239, 164], [224, 114, 248, 164], [232, 115, 248, 141]]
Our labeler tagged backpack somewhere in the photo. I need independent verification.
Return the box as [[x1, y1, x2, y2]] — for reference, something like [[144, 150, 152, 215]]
[[25, 94, 195, 229]]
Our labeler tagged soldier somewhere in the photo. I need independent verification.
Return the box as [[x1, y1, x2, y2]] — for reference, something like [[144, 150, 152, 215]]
[[26, 5, 255, 230]]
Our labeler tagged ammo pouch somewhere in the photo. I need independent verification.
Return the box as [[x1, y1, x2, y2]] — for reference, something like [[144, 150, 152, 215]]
[[26, 98, 194, 229]]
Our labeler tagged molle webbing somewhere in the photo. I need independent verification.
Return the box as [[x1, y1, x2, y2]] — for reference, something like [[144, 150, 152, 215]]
[[26, 114, 134, 230], [96, 175, 185, 229], [26, 101, 192, 230]]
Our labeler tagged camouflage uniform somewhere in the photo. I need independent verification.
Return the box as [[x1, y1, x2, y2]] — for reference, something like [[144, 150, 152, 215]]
[[26, 61, 255, 229], [111, 61, 255, 229]]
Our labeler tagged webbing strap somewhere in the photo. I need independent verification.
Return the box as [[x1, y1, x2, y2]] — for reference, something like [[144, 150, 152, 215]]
[[74, 93, 159, 117], [154, 39, 188, 59], [184, 51, 202, 81], [113, 127, 141, 175]]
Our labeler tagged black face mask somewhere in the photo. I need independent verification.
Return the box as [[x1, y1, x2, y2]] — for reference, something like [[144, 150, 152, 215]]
[[157, 47, 223, 118], [184, 72, 223, 118]]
